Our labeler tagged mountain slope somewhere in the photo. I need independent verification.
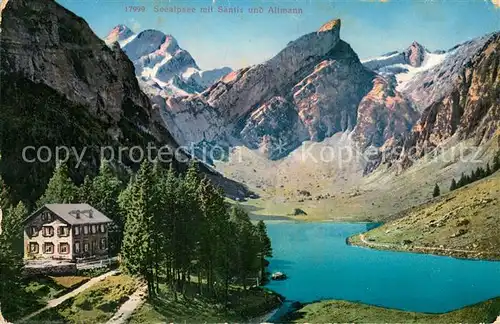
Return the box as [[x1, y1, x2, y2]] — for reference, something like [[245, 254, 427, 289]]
[[350, 170, 500, 260], [366, 32, 500, 174], [0, 0, 248, 203], [105, 25, 232, 96], [161, 19, 418, 159]]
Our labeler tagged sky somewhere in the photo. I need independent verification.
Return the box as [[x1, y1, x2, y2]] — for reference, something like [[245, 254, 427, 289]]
[[57, 0, 499, 70]]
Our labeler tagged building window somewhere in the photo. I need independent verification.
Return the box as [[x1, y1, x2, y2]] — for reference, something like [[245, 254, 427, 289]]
[[100, 224, 106, 233], [43, 243, 54, 254], [83, 225, 89, 235], [29, 242, 39, 253], [42, 226, 54, 237], [41, 211, 52, 222], [59, 243, 70, 254], [92, 240, 97, 251], [100, 238, 107, 250], [58, 226, 69, 237], [84, 243, 89, 252], [75, 242, 81, 253], [30, 226, 39, 237], [91, 225, 97, 234], [74, 226, 80, 236]]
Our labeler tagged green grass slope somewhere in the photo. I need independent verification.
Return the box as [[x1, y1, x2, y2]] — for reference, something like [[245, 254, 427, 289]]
[[287, 298, 500, 323], [350, 171, 500, 260]]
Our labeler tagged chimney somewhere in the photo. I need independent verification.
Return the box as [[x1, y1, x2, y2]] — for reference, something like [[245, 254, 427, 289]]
[[70, 209, 81, 219], [89, 209, 93, 218]]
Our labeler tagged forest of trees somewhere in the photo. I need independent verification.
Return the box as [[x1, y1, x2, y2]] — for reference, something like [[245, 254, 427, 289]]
[[117, 160, 273, 301], [449, 151, 500, 192], [0, 159, 273, 312]]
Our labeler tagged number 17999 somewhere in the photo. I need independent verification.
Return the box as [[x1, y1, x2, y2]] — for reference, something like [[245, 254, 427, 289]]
[[125, 6, 146, 12]]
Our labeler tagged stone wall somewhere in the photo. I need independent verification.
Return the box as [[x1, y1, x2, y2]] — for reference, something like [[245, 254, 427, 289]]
[[23, 263, 77, 276]]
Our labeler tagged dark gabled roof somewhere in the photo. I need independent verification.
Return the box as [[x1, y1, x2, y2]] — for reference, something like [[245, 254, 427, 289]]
[[24, 204, 112, 225]]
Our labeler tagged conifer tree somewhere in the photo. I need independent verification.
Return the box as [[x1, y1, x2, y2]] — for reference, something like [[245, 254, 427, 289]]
[[174, 161, 201, 292], [157, 165, 178, 293], [433, 183, 440, 198], [197, 176, 229, 294], [457, 173, 466, 188], [486, 163, 492, 176], [78, 175, 94, 203], [0, 193, 25, 317], [91, 161, 124, 254], [120, 161, 156, 295], [450, 179, 457, 191], [230, 205, 259, 290], [37, 162, 78, 206], [255, 220, 272, 283], [4, 202, 27, 256]]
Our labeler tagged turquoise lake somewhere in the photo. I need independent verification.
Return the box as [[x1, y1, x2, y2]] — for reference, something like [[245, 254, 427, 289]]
[[264, 222, 500, 313]]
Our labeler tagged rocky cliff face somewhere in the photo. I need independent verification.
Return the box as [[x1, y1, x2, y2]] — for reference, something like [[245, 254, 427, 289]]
[[161, 19, 418, 159], [409, 33, 500, 154], [366, 32, 500, 173], [402, 34, 495, 112], [0, 0, 249, 202]]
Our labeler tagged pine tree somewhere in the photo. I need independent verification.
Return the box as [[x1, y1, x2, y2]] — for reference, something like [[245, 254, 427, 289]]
[[197, 176, 229, 294], [433, 183, 440, 198], [37, 162, 78, 206], [91, 161, 124, 254], [120, 161, 156, 295], [255, 220, 272, 284], [4, 202, 27, 256], [0, 196, 25, 318], [450, 179, 457, 191], [157, 165, 177, 294], [78, 175, 94, 203], [477, 167, 486, 180], [457, 173, 466, 188], [174, 161, 201, 293], [230, 205, 259, 290], [486, 163, 492, 176], [216, 220, 238, 304]]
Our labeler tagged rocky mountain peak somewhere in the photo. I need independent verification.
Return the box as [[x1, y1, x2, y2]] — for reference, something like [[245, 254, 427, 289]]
[[105, 24, 134, 44], [318, 18, 341, 33], [156, 34, 180, 55], [404, 41, 427, 67]]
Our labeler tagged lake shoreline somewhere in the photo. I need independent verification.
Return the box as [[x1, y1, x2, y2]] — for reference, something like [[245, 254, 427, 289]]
[[278, 297, 500, 323], [347, 233, 500, 262]]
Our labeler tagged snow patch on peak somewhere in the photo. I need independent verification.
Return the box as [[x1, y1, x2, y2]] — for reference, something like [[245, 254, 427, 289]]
[[105, 24, 134, 45], [105, 25, 233, 96], [395, 51, 448, 91]]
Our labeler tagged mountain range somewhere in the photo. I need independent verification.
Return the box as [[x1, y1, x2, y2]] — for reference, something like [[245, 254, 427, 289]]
[[1, 0, 498, 209], [107, 21, 499, 172]]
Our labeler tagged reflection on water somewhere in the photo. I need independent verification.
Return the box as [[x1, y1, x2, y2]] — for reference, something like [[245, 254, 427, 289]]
[[264, 222, 500, 314]]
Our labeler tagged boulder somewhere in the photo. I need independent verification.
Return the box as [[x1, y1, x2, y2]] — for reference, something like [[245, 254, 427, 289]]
[[271, 272, 287, 281]]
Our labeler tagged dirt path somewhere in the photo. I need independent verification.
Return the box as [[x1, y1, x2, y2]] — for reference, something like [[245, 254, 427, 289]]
[[19, 269, 119, 323], [494, 315, 500, 324], [106, 284, 148, 324], [358, 234, 499, 256]]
